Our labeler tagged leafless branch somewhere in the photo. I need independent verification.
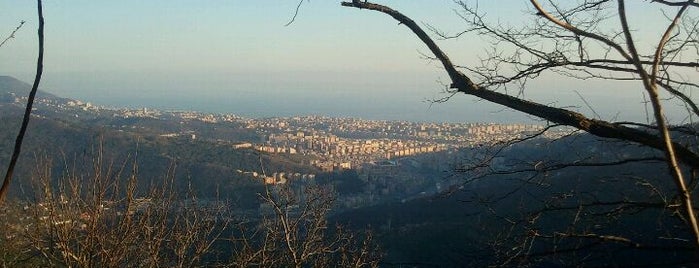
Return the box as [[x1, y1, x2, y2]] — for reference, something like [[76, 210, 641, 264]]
[[652, 0, 699, 8], [285, 0, 307, 27], [0, 20, 25, 48], [1, 0, 44, 204], [343, 0, 699, 262]]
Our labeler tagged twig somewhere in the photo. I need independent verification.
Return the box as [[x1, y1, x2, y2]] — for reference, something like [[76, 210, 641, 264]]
[[0, 20, 25, 48], [285, 0, 306, 27]]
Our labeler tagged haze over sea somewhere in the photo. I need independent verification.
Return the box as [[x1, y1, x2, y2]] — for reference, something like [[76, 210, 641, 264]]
[[2, 1, 692, 125], [28, 71, 684, 125]]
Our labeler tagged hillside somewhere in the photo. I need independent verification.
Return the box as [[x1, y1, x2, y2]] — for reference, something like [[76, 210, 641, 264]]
[[0, 77, 315, 209], [332, 133, 699, 266], [0, 75, 60, 100]]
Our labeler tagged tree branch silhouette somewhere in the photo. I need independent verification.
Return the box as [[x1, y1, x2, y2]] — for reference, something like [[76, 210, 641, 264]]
[[340, 1, 699, 169], [341, 0, 699, 262], [0, 20, 25, 48], [1, 0, 44, 204]]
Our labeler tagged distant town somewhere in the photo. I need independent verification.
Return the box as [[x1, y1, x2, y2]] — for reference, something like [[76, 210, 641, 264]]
[[3, 90, 578, 209], [10, 91, 570, 180]]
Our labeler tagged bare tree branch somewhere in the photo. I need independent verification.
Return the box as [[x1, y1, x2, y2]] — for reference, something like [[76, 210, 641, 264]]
[[652, 0, 699, 8], [1, 0, 44, 204], [342, 0, 699, 260], [285, 0, 307, 27], [0, 20, 25, 48], [617, 0, 699, 246], [341, 1, 699, 169]]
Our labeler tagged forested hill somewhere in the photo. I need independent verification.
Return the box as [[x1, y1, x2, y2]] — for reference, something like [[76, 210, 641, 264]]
[[0, 76, 314, 208], [0, 76, 60, 100], [331, 131, 698, 267]]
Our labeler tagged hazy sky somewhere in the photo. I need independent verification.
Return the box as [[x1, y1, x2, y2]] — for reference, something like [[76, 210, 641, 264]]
[[0, 1, 693, 123], [2, 1, 481, 80]]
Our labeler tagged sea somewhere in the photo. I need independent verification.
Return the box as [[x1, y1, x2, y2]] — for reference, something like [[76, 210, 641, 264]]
[[29, 72, 695, 125]]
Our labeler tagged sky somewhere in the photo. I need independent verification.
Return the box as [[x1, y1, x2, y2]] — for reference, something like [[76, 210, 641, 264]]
[[0, 1, 695, 124]]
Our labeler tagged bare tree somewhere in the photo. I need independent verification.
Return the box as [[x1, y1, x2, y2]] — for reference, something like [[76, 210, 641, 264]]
[[0, 149, 381, 267], [0, 0, 44, 204], [16, 152, 231, 268], [231, 184, 380, 268], [342, 0, 699, 264]]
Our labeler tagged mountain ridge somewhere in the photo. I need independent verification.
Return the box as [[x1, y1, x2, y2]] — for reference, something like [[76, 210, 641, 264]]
[[0, 75, 59, 99]]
